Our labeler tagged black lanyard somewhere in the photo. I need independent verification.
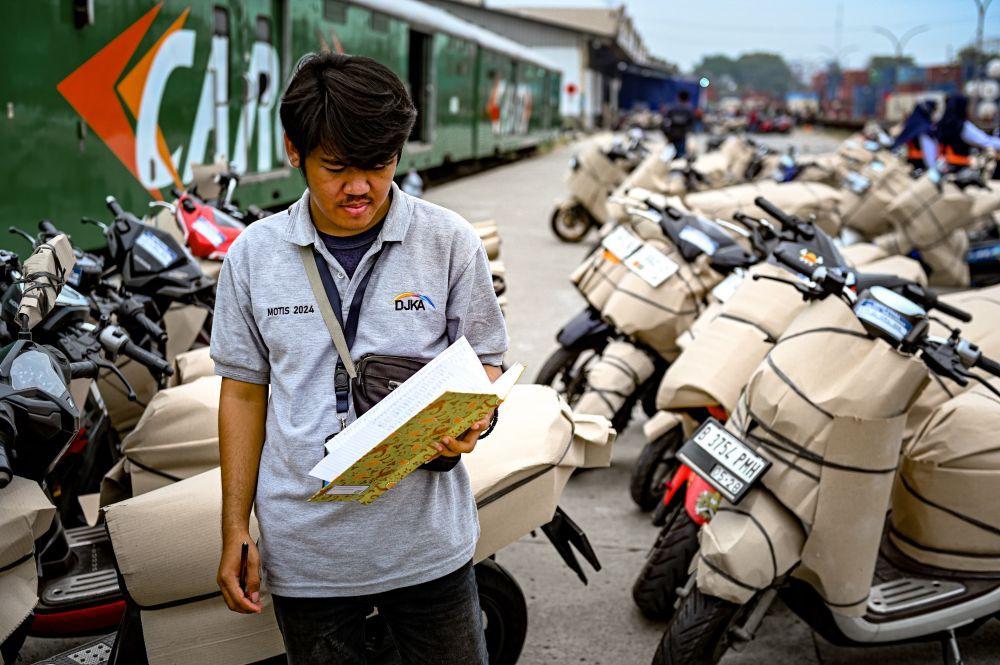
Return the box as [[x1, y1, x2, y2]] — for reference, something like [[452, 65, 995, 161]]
[[311, 246, 384, 417]]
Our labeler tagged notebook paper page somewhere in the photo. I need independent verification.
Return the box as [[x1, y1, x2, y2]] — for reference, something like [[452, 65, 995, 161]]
[[308, 337, 488, 481]]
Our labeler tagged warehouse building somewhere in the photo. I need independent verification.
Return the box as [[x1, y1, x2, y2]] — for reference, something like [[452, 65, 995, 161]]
[[424, 1, 682, 128]]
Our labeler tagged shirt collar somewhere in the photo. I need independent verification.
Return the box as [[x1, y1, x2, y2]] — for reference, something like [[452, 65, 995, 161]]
[[283, 182, 412, 247]]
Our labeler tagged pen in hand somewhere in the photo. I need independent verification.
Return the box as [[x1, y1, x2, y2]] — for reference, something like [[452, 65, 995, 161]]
[[238, 541, 249, 595]]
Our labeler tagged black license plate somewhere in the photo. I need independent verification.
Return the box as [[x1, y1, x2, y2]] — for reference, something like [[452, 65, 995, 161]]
[[677, 418, 770, 504]]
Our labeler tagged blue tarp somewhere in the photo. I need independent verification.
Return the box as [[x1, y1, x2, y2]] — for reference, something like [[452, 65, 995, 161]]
[[619, 72, 701, 112]]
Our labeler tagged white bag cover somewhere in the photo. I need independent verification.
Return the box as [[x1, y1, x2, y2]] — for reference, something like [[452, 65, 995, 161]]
[[574, 340, 656, 421], [840, 158, 912, 237], [891, 380, 1000, 572], [473, 220, 501, 261], [0, 478, 56, 642], [698, 298, 929, 615], [103, 386, 613, 665]]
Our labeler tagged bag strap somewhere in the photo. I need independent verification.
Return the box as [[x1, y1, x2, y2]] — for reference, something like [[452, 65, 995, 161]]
[[299, 244, 356, 378]]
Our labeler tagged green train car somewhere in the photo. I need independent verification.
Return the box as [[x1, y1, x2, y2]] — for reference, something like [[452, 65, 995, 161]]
[[1, 0, 561, 247]]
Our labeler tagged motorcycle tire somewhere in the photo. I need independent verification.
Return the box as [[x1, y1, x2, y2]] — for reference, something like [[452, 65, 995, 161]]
[[632, 504, 700, 622], [476, 559, 528, 665], [535, 346, 595, 409], [550, 204, 593, 243], [630, 428, 683, 511], [653, 587, 751, 665]]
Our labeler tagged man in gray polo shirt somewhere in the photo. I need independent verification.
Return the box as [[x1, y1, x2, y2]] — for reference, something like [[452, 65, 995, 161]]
[[211, 53, 507, 664]]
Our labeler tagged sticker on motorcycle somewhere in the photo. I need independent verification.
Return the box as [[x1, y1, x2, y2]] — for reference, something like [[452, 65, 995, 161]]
[[191, 217, 228, 248], [135, 230, 179, 268], [711, 269, 746, 303], [601, 226, 643, 261], [624, 245, 679, 288], [677, 418, 771, 504], [679, 226, 719, 257]]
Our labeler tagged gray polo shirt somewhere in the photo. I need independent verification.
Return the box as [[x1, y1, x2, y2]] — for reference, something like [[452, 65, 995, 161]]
[[210, 183, 508, 597]]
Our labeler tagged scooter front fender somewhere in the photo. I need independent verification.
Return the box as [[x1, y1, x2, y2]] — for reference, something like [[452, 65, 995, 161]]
[[556, 307, 612, 353]]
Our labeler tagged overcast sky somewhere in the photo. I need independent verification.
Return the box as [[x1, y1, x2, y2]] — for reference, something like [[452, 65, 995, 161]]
[[489, 0, 997, 73]]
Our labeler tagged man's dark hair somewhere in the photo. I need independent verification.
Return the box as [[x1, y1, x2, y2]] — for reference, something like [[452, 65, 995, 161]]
[[677, 90, 690, 103], [280, 52, 416, 170]]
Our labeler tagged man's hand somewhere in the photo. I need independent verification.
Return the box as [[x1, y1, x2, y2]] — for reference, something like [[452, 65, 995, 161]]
[[434, 363, 502, 458], [434, 412, 493, 457], [217, 530, 262, 614]]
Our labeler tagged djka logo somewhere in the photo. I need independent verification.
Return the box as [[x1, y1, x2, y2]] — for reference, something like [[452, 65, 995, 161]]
[[393, 292, 436, 311], [56, 3, 281, 199]]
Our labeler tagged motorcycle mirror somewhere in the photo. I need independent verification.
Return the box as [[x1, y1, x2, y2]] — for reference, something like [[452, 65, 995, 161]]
[[8, 227, 37, 247]]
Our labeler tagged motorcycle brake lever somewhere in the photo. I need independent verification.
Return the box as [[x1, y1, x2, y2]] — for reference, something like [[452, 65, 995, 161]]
[[93, 356, 138, 401]]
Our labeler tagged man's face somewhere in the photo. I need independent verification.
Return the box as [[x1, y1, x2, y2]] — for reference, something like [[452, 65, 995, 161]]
[[285, 135, 397, 235]]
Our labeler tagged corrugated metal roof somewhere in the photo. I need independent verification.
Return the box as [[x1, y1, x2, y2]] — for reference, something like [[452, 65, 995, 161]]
[[350, 0, 560, 70]]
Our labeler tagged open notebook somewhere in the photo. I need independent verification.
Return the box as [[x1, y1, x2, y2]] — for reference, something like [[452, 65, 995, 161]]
[[307, 337, 524, 504]]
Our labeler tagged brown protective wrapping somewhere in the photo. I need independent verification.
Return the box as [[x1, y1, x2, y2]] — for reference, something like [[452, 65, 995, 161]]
[[473, 220, 501, 261], [100, 304, 209, 433], [877, 228, 970, 288], [697, 488, 806, 605], [685, 181, 843, 237], [567, 140, 628, 226], [103, 386, 614, 665], [655, 263, 807, 415], [118, 376, 222, 497], [904, 285, 1000, 440], [697, 297, 929, 615], [0, 478, 56, 642], [840, 158, 912, 237], [890, 381, 1000, 572], [574, 340, 656, 421], [876, 175, 976, 257], [16, 234, 75, 330], [838, 242, 888, 267]]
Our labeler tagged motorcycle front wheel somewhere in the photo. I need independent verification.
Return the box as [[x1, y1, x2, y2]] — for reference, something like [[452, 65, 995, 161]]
[[535, 346, 599, 409], [476, 559, 528, 665], [632, 503, 700, 621], [550, 204, 594, 243], [630, 427, 683, 512], [653, 587, 755, 665]]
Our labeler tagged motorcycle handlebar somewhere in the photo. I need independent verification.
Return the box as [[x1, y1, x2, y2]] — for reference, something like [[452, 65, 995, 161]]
[[975, 354, 1000, 378], [753, 196, 794, 227], [38, 219, 61, 236], [924, 295, 973, 323], [122, 340, 173, 377], [105, 196, 125, 218], [69, 360, 99, 379], [134, 312, 167, 343]]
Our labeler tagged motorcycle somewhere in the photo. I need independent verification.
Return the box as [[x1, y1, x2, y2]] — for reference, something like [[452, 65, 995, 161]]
[[551, 130, 650, 242], [654, 244, 1000, 665], [630, 198, 944, 621]]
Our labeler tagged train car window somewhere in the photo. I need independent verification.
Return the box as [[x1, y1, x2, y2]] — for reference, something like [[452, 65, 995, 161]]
[[370, 11, 389, 33], [256, 16, 272, 43], [213, 5, 229, 36], [323, 0, 347, 24]]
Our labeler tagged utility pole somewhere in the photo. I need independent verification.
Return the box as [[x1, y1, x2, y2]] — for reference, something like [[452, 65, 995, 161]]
[[873, 24, 930, 92], [974, 0, 993, 77]]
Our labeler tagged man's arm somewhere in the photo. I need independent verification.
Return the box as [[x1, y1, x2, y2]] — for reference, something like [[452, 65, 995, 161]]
[[216, 378, 268, 614]]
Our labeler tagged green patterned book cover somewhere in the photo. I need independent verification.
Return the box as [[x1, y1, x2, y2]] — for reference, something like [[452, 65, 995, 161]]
[[307, 391, 503, 504]]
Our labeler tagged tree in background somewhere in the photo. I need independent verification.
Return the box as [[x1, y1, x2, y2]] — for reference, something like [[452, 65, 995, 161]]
[[692, 52, 799, 97]]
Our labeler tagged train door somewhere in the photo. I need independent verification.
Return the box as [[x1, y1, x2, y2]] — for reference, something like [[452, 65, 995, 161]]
[[229, 0, 283, 176], [408, 29, 432, 144]]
